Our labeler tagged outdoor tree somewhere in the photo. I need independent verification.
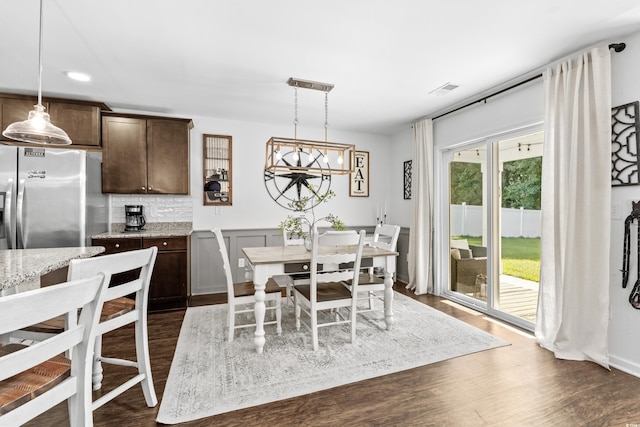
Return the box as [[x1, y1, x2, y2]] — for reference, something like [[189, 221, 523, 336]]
[[450, 157, 542, 209], [450, 162, 482, 205], [502, 157, 542, 210]]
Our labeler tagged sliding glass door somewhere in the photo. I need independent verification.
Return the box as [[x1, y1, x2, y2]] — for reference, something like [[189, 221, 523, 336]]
[[449, 146, 487, 300], [447, 131, 542, 328]]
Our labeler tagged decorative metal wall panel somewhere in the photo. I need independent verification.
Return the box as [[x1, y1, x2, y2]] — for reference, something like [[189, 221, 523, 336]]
[[403, 160, 412, 199], [612, 101, 640, 186]]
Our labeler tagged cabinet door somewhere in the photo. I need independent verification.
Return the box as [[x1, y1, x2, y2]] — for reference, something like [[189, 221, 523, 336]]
[[93, 237, 143, 253], [91, 237, 143, 287], [102, 116, 148, 193], [148, 250, 188, 310], [0, 97, 39, 140], [49, 102, 100, 146], [147, 119, 190, 194]]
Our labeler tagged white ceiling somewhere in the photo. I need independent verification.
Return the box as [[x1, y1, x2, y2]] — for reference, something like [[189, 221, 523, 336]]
[[1, 0, 640, 136]]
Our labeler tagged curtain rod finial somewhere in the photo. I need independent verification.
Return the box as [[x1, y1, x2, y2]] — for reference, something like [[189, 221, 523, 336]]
[[609, 43, 626, 52]]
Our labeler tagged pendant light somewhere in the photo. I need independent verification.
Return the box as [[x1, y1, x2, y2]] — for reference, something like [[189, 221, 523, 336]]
[[2, 0, 72, 145], [265, 77, 355, 175]]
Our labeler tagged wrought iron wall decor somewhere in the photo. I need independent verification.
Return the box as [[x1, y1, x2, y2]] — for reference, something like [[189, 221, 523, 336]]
[[264, 146, 332, 210], [403, 160, 412, 200], [612, 101, 640, 186], [622, 201, 640, 309]]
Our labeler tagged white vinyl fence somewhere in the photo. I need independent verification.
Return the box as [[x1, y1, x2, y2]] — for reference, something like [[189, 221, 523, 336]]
[[450, 203, 541, 238]]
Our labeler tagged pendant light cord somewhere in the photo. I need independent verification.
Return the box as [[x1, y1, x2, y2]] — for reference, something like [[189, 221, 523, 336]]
[[37, 0, 44, 107]]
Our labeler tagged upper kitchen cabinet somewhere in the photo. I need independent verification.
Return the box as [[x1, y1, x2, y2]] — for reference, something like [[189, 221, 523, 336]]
[[0, 93, 108, 148], [48, 101, 102, 146], [101, 112, 193, 195]]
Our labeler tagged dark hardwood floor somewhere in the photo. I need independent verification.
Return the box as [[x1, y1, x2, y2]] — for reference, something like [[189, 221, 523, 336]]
[[26, 284, 640, 426]]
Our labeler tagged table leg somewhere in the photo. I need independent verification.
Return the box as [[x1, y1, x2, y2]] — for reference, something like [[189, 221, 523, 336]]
[[253, 268, 267, 354], [383, 269, 394, 331]]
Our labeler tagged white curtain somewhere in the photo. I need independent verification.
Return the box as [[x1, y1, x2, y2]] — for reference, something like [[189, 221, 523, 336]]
[[408, 118, 433, 295], [536, 46, 611, 368]]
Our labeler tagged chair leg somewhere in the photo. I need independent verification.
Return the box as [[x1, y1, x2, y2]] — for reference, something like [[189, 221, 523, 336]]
[[295, 297, 301, 331], [311, 309, 318, 351], [275, 294, 282, 336], [228, 302, 235, 342], [135, 312, 158, 407], [92, 336, 104, 391], [68, 356, 92, 427], [286, 282, 293, 306], [350, 303, 357, 344]]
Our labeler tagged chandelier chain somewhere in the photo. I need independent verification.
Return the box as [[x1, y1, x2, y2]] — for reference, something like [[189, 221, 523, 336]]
[[324, 91, 329, 141], [293, 86, 298, 141]]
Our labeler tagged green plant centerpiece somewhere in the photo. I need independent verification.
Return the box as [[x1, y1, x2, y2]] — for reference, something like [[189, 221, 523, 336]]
[[278, 186, 345, 249]]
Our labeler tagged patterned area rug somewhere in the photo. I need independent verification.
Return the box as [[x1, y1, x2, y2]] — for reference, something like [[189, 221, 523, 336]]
[[156, 291, 509, 424]]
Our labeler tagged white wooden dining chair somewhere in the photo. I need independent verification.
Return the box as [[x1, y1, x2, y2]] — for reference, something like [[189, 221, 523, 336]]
[[343, 224, 400, 312], [66, 247, 159, 411], [293, 229, 365, 351], [275, 228, 309, 305], [0, 273, 108, 427], [213, 228, 282, 342]]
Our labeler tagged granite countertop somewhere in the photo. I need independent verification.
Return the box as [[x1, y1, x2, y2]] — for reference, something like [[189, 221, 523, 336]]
[[92, 222, 193, 239], [0, 246, 106, 292]]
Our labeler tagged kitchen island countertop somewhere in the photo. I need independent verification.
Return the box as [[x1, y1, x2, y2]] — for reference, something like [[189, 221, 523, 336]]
[[0, 246, 106, 292], [92, 222, 192, 239]]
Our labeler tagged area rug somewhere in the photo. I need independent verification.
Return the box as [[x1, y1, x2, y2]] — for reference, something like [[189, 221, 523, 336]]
[[156, 291, 509, 424]]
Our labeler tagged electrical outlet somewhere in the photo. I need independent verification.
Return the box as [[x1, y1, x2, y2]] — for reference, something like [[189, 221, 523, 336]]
[[238, 258, 245, 268], [612, 203, 621, 220]]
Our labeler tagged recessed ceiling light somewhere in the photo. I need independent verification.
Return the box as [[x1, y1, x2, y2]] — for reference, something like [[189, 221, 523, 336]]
[[429, 82, 459, 96], [65, 71, 91, 82]]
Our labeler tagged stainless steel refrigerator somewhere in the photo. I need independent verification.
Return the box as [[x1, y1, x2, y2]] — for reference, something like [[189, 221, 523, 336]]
[[0, 145, 107, 249]]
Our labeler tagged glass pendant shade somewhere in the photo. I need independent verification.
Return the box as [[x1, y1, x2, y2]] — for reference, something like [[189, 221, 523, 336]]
[[2, 104, 72, 145]]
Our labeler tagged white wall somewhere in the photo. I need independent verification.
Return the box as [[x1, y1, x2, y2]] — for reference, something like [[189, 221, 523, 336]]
[[107, 115, 396, 230], [389, 126, 413, 227], [186, 116, 393, 232], [608, 30, 640, 376]]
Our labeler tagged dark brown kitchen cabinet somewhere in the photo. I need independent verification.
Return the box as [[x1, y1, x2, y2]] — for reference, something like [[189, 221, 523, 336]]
[[0, 93, 107, 147], [91, 235, 189, 312], [143, 236, 189, 311], [101, 112, 192, 195], [0, 97, 35, 133], [48, 101, 101, 146]]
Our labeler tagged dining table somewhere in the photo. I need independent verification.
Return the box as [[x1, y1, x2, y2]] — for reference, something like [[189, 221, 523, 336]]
[[241, 244, 399, 353]]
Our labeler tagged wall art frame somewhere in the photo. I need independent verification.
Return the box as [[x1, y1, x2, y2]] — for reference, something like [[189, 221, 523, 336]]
[[203, 134, 232, 206], [612, 101, 640, 187], [349, 150, 369, 197], [403, 160, 412, 199]]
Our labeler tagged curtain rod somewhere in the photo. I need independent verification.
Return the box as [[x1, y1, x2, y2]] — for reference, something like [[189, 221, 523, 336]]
[[431, 42, 626, 121]]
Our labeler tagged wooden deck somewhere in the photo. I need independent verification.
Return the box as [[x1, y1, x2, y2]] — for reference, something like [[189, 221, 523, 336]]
[[458, 275, 539, 323], [496, 279, 538, 322]]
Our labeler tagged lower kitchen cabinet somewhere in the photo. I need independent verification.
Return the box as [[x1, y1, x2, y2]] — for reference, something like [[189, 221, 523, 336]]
[[92, 235, 189, 311]]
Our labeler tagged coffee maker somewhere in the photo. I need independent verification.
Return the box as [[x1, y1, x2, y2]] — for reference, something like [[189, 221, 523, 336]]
[[124, 205, 146, 231]]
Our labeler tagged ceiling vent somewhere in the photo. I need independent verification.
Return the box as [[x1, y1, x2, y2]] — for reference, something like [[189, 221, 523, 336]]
[[429, 82, 459, 96]]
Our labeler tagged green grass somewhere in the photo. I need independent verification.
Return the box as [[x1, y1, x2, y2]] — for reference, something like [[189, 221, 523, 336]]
[[452, 236, 540, 282]]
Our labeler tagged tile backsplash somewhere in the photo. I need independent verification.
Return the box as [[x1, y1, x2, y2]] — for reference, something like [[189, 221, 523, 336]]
[[110, 195, 192, 224]]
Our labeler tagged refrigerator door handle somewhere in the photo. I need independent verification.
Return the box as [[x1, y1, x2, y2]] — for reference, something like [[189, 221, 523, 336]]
[[4, 178, 13, 249], [16, 178, 25, 249]]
